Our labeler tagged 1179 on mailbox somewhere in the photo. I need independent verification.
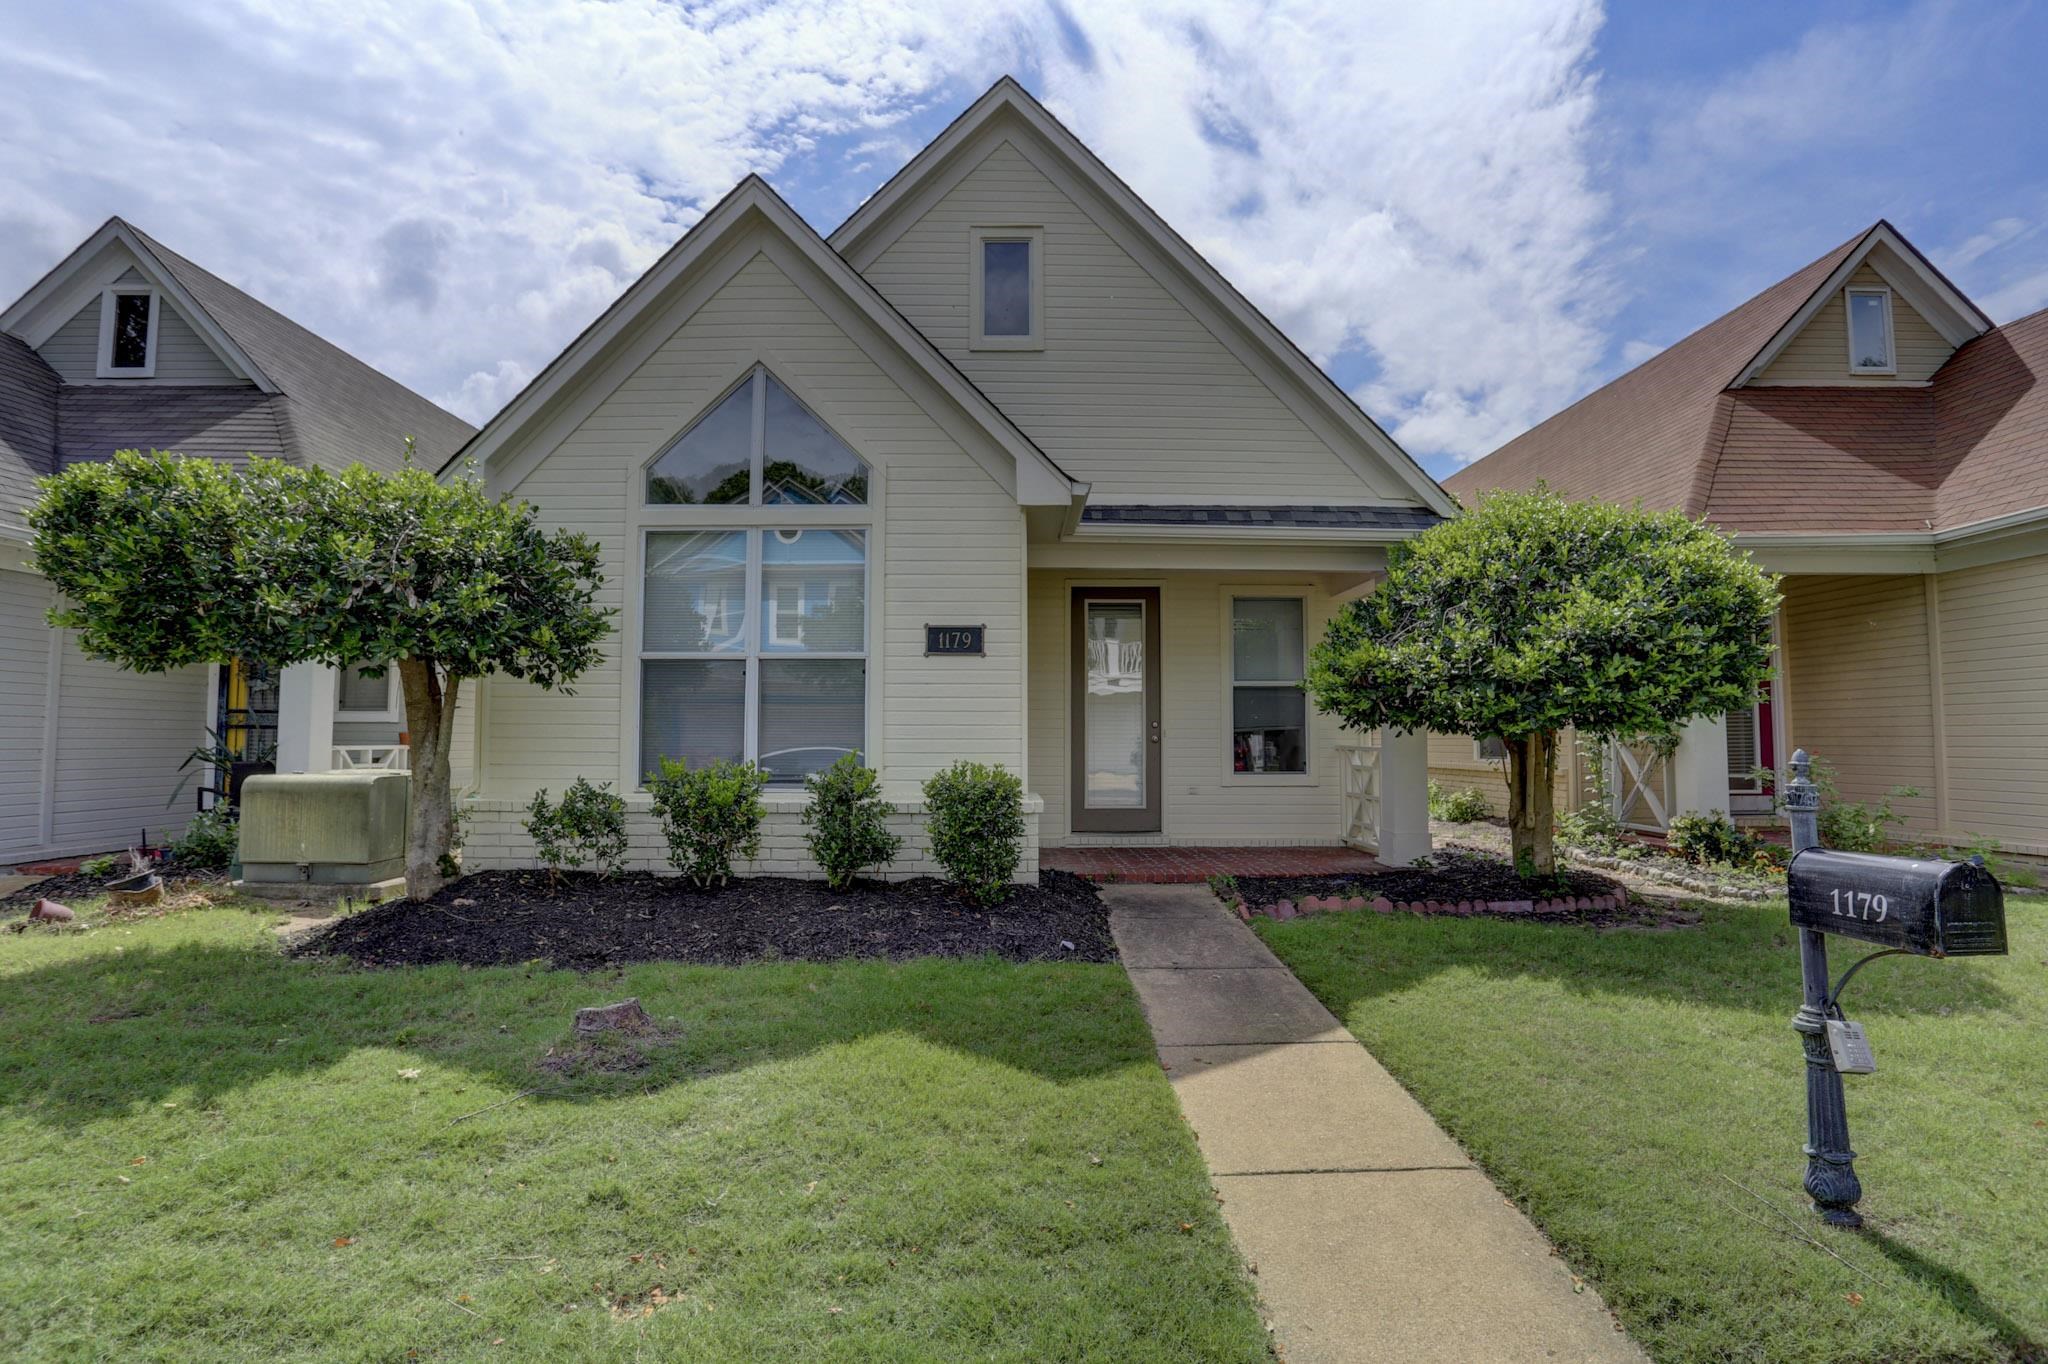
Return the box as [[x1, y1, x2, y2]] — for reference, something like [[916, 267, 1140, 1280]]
[[1787, 848, 2007, 958]]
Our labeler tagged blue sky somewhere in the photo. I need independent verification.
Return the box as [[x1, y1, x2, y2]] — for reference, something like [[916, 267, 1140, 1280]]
[[3, 0, 2045, 478]]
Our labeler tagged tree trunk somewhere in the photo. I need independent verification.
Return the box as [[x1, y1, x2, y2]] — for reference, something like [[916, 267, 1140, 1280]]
[[397, 659, 462, 901], [1506, 731, 1558, 877]]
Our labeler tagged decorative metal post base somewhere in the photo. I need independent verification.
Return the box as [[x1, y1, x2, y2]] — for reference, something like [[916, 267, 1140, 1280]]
[[1794, 1001, 1863, 1228], [1785, 751, 1864, 1230]]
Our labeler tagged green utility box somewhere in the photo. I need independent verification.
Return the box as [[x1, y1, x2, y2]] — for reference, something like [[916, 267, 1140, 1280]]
[[238, 771, 410, 885]]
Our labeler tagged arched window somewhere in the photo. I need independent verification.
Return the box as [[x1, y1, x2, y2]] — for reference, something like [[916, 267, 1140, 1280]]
[[639, 368, 871, 785]]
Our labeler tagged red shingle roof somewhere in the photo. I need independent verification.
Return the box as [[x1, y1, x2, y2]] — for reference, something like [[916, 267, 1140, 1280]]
[[1447, 229, 2048, 536], [1444, 231, 1864, 515]]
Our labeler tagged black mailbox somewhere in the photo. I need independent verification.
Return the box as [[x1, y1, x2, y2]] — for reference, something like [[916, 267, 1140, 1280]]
[[1788, 849, 2007, 957]]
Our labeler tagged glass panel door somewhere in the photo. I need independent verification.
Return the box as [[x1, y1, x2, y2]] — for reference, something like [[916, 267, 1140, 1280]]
[[1083, 600, 1147, 810]]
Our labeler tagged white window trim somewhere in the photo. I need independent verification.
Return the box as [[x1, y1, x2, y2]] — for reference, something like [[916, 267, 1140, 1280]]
[[95, 285, 159, 378], [335, 663, 403, 722], [969, 226, 1044, 351], [1474, 736, 1508, 763], [628, 361, 881, 790], [1220, 587, 1315, 785], [1844, 285, 1896, 375]]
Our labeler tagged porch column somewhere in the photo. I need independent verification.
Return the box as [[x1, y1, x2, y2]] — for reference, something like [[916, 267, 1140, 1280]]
[[274, 662, 336, 774], [1376, 725, 1432, 867], [1668, 712, 1729, 821]]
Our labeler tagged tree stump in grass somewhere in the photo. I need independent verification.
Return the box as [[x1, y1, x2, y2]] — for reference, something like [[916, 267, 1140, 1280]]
[[574, 998, 651, 1037]]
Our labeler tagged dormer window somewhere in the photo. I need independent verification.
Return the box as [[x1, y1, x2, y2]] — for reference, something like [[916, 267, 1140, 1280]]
[[96, 287, 159, 377], [1846, 286, 1894, 374], [970, 227, 1043, 350]]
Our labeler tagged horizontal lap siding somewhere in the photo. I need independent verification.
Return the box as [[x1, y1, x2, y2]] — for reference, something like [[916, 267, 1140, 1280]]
[[1781, 574, 1938, 834], [49, 635, 203, 855], [484, 250, 1021, 801], [1936, 555, 2048, 846], [1757, 264, 1953, 385], [38, 286, 241, 386], [863, 141, 1388, 502], [0, 572, 51, 859], [1028, 570, 1346, 844]]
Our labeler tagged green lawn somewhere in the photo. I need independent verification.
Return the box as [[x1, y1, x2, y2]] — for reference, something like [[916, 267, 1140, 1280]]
[[0, 904, 1268, 1363], [1257, 898, 2047, 1364]]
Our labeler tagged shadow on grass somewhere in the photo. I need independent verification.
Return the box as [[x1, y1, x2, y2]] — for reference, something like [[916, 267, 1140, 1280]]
[[0, 936, 1147, 1130], [1258, 899, 2019, 1020], [1868, 1232, 2045, 1360]]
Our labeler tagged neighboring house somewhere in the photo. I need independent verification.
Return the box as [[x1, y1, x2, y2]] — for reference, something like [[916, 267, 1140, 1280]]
[[1443, 220, 2048, 855], [0, 218, 473, 863], [445, 78, 1454, 879]]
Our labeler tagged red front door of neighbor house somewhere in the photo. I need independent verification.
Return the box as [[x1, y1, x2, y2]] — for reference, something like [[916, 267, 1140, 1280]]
[[1728, 681, 1776, 816], [1070, 587, 1162, 834]]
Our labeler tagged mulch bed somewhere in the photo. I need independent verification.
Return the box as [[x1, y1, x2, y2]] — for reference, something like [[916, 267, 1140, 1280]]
[[1228, 848, 1625, 913], [295, 868, 1116, 970]]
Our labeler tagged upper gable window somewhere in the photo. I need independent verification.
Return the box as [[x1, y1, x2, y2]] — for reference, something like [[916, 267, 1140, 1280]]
[[647, 367, 869, 505], [96, 287, 159, 378], [1845, 286, 1895, 374], [970, 227, 1043, 350]]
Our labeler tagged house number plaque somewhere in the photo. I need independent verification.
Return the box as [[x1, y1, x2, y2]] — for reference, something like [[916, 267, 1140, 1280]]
[[924, 625, 986, 656]]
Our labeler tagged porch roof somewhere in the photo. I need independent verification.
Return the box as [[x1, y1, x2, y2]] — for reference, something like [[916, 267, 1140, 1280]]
[[1079, 504, 1444, 532]]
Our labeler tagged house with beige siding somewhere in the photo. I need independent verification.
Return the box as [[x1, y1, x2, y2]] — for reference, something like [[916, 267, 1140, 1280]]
[[0, 219, 471, 864], [443, 79, 1452, 879], [1445, 220, 2048, 856]]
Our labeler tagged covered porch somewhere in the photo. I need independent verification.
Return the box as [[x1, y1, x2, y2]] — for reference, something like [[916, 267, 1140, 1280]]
[[1021, 504, 1433, 870]]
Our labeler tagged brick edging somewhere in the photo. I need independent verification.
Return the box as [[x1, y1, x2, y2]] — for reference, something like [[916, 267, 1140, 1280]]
[[1235, 892, 1628, 922]]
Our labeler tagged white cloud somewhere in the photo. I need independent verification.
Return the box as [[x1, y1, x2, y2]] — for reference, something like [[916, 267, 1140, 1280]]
[[1981, 268, 2048, 323], [0, 0, 1614, 462], [1938, 216, 2029, 271]]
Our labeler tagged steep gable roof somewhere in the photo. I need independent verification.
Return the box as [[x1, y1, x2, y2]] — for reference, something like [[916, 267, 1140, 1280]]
[[1445, 230, 1865, 514], [0, 218, 472, 474], [831, 78, 1457, 519], [448, 175, 1075, 506], [123, 225, 474, 470], [1449, 222, 2038, 538]]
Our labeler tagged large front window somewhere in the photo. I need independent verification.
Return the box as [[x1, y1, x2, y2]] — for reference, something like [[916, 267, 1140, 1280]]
[[1230, 596, 1307, 774], [639, 368, 872, 784]]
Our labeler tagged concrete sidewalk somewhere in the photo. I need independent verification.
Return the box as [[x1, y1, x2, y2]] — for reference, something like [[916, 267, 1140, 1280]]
[[1106, 882, 1645, 1364]]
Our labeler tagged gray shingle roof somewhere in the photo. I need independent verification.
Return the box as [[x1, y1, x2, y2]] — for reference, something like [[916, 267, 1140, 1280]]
[[1080, 503, 1444, 531], [0, 333, 59, 539], [125, 222, 475, 472], [58, 385, 293, 472]]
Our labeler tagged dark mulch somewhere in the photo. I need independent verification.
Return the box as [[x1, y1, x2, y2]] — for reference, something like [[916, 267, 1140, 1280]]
[[1228, 848, 1627, 913], [295, 868, 1115, 970]]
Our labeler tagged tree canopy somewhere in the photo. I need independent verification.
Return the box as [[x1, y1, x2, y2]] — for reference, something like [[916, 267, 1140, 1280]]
[[31, 451, 613, 897], [1307, 488, 1779, 873]]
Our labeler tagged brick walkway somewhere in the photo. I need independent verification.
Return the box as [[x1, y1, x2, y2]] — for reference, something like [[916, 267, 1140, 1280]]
[[1040, 844, 1383, 883]]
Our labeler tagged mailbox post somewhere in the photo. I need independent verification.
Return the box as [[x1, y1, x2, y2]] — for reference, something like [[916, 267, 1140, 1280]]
[[1781, 749, 2007, 1229], [1784, 750, 1864, 1228]]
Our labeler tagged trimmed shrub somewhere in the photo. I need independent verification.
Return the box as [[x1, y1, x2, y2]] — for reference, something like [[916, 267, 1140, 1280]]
[[1427, 780, 1491, 823], [170, 807, 239, 871], [646, 758, 767, 887], [802, 754, 902, 889], [922, 761, 1025, 905], [1668, 809, 1759, 868], [524, 777, 628, 880]]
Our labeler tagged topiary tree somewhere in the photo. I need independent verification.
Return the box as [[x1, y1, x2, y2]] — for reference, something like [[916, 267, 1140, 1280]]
[[1307, 488, 1778, 876], [30, 449, 612, 900]]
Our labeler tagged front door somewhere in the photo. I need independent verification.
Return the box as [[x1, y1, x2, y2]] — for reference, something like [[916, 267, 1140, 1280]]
[[1071, 587, 1162, 833]]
